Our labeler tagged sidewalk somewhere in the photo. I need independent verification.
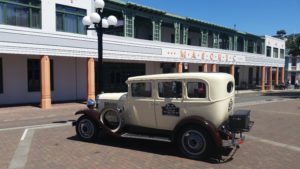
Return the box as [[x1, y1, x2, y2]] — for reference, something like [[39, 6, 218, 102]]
[[235, 88, 300, 96], [0, 103, 85, 127]]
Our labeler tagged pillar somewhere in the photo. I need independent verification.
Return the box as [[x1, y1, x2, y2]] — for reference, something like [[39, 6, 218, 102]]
[[40, 56, 51, 109], [280, 67, 285, 84], [152, 19, 162, 41], [177, 62, 183, 73], [87, 58, 95, 101], [182, 26, 189, 45], [261, 66, 265, 91], [202, 63, 208, 72], [230, 65, 235, 76], [211, 64, 217, 72], [267, 67, 272, 90], [174, 22, 181, 44], [124, 11, 135, 38], [275, 67, 279, 86]]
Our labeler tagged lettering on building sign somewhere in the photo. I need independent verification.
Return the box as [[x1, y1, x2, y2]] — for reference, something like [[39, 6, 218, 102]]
[[162, 48, 246, 63]]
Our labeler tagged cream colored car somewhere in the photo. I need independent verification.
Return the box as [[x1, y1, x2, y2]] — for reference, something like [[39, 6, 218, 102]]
[[74, 73, 253, 159]]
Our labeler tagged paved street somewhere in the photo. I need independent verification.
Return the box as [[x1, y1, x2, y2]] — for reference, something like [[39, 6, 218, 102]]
[[0, 93, 300, 169]]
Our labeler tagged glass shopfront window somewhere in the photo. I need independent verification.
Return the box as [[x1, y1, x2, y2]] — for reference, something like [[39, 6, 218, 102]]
[[0, 0, 41, 28]]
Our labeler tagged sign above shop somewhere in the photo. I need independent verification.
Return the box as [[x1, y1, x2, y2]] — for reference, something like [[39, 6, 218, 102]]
[[162, 48, 246, 64]]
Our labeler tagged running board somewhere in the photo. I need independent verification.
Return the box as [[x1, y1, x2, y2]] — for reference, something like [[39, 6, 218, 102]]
[[121, 133, 171, 142]]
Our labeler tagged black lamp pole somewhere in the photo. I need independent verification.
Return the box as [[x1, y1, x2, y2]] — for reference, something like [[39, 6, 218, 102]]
[[96, 9, 104, 94], [86, 8, 104, 94]]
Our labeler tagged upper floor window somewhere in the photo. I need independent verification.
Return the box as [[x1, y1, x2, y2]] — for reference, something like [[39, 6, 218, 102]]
[[280, 49, 284, 59], [0, 0, 41, 28], [266, 46, 271, 57], [56, 4, 86, 34], [273, 48, 279, 58]]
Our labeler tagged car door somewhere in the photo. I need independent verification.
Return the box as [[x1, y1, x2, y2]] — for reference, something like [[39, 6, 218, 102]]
[[126, 81, 156, 128], [154, 80, 184, 130]]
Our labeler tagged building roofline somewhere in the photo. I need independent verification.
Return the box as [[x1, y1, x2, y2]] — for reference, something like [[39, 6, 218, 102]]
[[108, 0, 263, 38]]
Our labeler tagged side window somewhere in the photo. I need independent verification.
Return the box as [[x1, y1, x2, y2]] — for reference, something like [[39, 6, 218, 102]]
[[187, 82, 206, 98], [158, 81, 182, 98], [131, 82, 152, 97]]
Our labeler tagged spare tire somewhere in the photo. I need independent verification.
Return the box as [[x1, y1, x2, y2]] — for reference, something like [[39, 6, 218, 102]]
[[100, 107, 124, 134]]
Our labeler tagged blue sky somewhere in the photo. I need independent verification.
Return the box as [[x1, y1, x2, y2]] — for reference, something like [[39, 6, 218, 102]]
[[127, 0, 300, 36]]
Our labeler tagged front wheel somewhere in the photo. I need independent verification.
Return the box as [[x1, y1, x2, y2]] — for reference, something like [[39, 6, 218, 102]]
[[76, 115, 99, 142], [177, 126, 212, 159]]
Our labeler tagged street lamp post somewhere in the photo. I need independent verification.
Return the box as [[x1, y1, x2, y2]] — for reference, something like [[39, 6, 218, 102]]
[[82, 0, 118, 94]]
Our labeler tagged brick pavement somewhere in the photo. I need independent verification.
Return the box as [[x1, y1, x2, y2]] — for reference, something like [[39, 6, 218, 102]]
[[0, 99, 300, 169]]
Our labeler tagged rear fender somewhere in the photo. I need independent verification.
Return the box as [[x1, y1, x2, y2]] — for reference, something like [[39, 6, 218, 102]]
[[173, 116, 222, 148]]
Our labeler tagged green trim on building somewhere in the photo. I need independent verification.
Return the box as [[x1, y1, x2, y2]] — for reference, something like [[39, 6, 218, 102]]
[[174, 22, 181, 44], [0, 0, 41, 28], [182, 26, 189, 45], [152, 19, 162, 41]]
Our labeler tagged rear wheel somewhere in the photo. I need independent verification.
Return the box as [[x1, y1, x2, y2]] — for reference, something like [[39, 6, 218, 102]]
[[76, 115, 99, 141], [177, 126, 212, 159]]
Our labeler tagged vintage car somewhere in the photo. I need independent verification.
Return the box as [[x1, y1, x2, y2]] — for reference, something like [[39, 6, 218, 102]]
[[74, 73, 253, 159]]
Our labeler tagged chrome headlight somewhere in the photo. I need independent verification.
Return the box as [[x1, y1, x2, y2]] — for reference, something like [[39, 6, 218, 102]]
[[87, 99, 95, 109]]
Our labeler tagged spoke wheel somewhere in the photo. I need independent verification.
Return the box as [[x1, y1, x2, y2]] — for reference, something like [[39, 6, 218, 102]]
[[177, 126, 212, 159], [76, 115, 99, 141]]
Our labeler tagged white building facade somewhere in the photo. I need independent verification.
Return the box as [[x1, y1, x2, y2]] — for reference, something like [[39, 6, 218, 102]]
[[0, 0, 285, 107]]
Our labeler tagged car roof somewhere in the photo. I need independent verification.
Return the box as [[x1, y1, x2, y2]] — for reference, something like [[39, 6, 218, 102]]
[[127, 72, 233, 82]]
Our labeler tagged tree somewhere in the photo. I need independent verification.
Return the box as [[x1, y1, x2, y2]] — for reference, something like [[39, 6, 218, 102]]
[[286, 36, 300, 56], [276, 29, 286, 38]]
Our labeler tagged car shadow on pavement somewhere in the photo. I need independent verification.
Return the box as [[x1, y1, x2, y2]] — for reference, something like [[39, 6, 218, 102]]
[[67, 134, 231, 164]]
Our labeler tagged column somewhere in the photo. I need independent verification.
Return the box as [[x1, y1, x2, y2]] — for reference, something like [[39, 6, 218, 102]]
[[202, 63, 208, 72], [174, 22, 181, 44], [40, 55, 51, 109], [177, 62, 183, 73], [87, 58, 95, 101], [253, 41, 257, 54], [213, 32, 219, 48], [233, 35, 238, 51], [152, 19, 162, 41], [230, 65, 235, 76], [275, 67, 279, 86], [267, 67, 272, 90], [261, 66, 265, 91], [280, 67, 285, 84], [211, 64, 217, 72], [201, 30, 208, 47], [229, 36, 233, 50], [124, 11, 135, 37], [244, 38, 248, 52], [182, 26, 189, 45]]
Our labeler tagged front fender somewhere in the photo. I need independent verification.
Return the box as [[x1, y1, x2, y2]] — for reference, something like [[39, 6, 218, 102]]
[[75, 109, 101, 124]]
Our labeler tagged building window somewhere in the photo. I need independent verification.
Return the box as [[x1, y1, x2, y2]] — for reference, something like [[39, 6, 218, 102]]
[[171, 34, 175, 43], [131, 82, 152, 98], [0, 58, 3, 94], [0, 0, 41, 28], [280, 49, 284, 59], [266, 46, 271, 57], [56, 4, 86, 34], [27, 59, 54, 92], [273, 48, 279, 58], [292, 57, 296, 66]]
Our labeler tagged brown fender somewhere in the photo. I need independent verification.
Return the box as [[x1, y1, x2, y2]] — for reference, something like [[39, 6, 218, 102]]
[[75, 109, 101, 124], [173, 116, 222, 148], [75, 108, 123, 137]]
